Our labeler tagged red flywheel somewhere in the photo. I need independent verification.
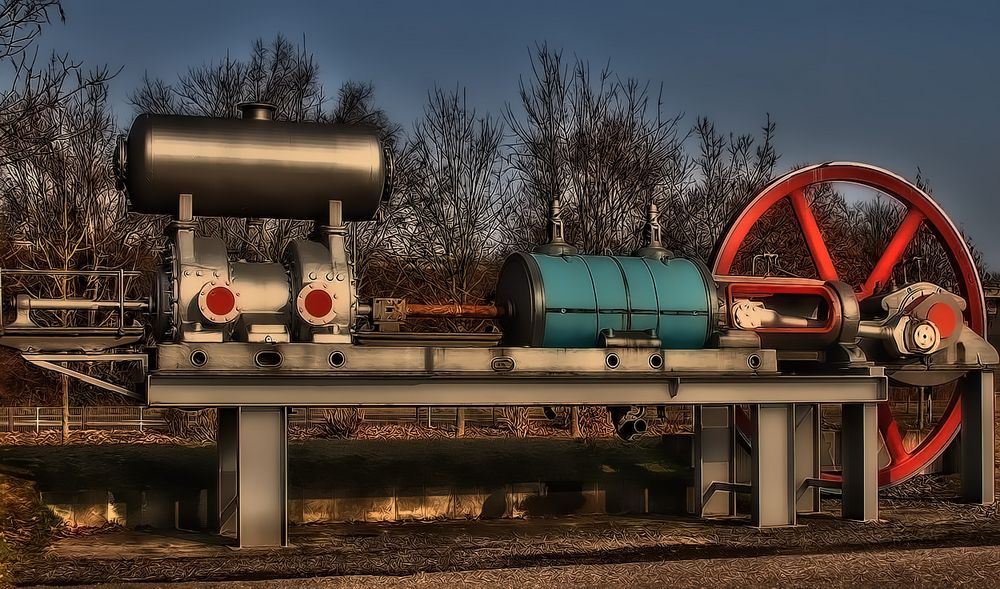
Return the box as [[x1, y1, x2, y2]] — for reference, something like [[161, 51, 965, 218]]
[[712, 162, 987, 487]]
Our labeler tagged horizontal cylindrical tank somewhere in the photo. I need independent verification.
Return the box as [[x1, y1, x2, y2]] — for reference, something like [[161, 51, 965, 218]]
[[118, 109, 389, 221], [495, 252, 717, 348]]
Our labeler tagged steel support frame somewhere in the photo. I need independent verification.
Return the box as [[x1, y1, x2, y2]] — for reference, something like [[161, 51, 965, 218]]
[[794, 404, 822, 514], [694, 402, 825, 527], [177, 369, 886, 545], [961, 370, 995, 504], [147, 372, 887, 407], [216, 407, 288, 548], [841, 403, 879, 521], [750, 404, 796, 526], [694, 405, 737, 517]]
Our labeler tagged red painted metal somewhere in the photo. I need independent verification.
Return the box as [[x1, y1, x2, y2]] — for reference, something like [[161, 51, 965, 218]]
[[724, 279, 840, 334], [712, 162, 986, 487], [859, 207, 925, 300], [205, 286, 236, 316], [926, 302, 958, 339], [788, 189, 839, 282], [304, 289, 334, 319], [878, 402, 908, 463]]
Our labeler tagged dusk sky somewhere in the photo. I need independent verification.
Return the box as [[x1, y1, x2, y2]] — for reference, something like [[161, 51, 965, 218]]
[[35, 0, 1000, 268]]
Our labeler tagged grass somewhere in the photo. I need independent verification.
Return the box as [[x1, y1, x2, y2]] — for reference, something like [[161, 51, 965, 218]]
[[0, 475, 63, 587]]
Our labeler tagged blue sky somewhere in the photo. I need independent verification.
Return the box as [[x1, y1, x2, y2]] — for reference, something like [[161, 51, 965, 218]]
[[36, 0, 1000, 267]]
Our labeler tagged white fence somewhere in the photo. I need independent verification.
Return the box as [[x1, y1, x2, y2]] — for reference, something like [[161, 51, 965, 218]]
[[0, 406, 696, 432]]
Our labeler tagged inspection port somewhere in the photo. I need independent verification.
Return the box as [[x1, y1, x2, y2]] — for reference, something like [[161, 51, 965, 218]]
[[329, 350, 346, 368], [254, 350, 283, 368], [747, 353, 762, 370], [190, 349, 208, 367], [605, 353, 620, 369], [648, 353, 663, 369]]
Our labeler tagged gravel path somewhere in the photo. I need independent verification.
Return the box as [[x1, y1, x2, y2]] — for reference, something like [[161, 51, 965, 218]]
[[42, 544, 1000, 588]]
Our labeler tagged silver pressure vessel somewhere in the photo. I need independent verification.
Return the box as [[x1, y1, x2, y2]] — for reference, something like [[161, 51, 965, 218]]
[[118, 105, 389, 221]]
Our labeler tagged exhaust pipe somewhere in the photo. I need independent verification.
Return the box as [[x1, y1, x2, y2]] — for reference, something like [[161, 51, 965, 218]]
[[609, 406, 647, 441], [616, 416, 648, 441]]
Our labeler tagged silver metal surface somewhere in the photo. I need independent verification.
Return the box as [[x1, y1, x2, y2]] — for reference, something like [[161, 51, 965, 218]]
[[841, 402, 879, 521], [121, 113, 387, 221], [152, 342, 780, 376], [694, 405, 737, 517], [288, 202, 354, 342], [794, 404, 821, 514], [146, 370, 887, 407], [22, 353, 147, 401], [236, 407, 288, 548], [961, 370, 995, 504], [217, 408, 238, 538], [0, 267, 147, 351], [751, 404, 796, 527]]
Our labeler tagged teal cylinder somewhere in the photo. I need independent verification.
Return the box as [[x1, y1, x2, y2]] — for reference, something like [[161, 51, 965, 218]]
[[495, 252, 716, 348]]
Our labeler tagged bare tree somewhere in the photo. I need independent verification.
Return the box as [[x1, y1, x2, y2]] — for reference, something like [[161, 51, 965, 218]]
[[672, 115, 778, 261], [0, 2, 156, 408], [0, 1, 116, 167], [376, 87, 510, 326], [506, 45, 689, 255], [129, 35, 401, 268]]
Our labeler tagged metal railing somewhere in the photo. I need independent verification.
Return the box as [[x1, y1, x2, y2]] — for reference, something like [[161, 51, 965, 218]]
[[0, 268, 147, 334], [0, 406, 165, 432], [0, 405, 698, 433]]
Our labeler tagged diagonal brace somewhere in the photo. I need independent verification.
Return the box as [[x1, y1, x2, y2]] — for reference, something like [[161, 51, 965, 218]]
[[25, 358, 143, 401]]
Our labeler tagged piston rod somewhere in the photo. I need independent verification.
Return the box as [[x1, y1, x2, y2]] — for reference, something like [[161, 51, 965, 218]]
[[15, 295, 149, 311], [405, 303, 501, 319]]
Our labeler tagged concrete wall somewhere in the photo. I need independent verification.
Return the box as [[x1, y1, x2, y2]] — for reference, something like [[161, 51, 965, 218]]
[[42, 480, 686, 529]]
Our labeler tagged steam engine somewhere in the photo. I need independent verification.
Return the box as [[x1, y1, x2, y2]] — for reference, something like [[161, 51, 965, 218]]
[[1, 103, 995, 488]]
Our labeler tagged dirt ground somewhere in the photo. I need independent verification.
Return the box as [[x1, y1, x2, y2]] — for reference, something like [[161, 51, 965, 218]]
[[10, 481, 1000, 587], [56, 544, 1000, 588], [6, 402, 1000, 588]]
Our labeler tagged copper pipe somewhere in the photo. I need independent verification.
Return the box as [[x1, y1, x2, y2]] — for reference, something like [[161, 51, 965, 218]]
[[405, 303, 502, 319]]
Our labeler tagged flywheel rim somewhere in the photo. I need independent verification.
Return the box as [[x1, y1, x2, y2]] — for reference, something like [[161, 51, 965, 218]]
[[711, 162, 986, 488]]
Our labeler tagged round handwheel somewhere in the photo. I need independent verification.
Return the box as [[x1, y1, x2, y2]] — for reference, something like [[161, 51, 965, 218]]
[[712, 162, 986, 487]]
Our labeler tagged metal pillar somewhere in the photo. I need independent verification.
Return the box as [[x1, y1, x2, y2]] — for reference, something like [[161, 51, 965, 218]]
[[217, 408, 239, 537], [216, 407, 288, 547], [961, 370, 995, 504], [750, 404, 796, 527], [794, 404, 821, 514], [694, 405, 737, 517], [841, 402, 878, 521]]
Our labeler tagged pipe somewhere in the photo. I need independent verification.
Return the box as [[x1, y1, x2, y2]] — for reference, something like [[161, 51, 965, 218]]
[[405, 303, 501, 319], [608, 406, 648, 442], [17, 296, 148, 311], [616, 417, 648, 442]]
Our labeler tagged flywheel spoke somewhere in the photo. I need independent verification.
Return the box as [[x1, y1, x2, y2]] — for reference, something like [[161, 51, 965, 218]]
[[859, 207, 924, 299], [788, 189, 839, 281], [877, 403, 909, 464], [713, 163, 986, 487]]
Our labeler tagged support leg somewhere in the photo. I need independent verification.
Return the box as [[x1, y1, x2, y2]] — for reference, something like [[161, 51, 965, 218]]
[[794, 404, 821, 514], [961, 371, 995, 504], [694, 405, 736, 517], [841, 402, 878, 521], [217, 408, 238, 537], [216, 407, 288, 547], [751, 404, 795, 527]]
